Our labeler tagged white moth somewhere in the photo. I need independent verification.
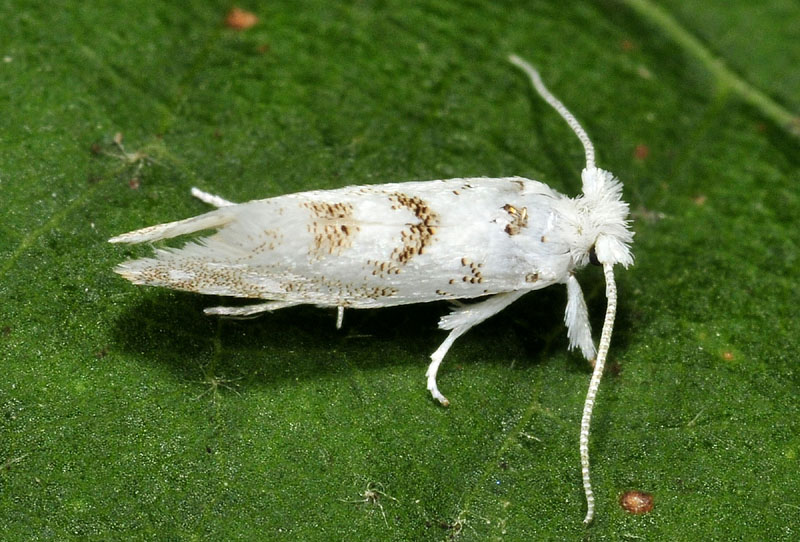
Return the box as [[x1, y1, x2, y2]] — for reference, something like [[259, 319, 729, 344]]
[[109, 55, 633, 523]]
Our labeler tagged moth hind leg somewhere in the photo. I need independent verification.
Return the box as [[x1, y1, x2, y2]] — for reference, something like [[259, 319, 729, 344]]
[[427, 291, 528, 406], [191, 187, 236, 208], [204, 300, 300, 318]]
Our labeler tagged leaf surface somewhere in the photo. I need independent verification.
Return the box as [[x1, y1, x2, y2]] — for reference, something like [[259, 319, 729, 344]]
[[1, 1, 798, 539]]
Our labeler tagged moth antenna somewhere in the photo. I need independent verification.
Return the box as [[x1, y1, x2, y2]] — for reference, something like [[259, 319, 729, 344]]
[[508, 54, 596, 170], [580, 263, 617, 524]]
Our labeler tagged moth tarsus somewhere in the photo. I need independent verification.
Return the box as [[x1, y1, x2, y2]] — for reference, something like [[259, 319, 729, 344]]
[[110, 54, 634, 523]]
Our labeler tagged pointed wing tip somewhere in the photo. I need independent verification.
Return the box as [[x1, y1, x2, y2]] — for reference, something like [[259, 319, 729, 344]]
[[107, 228, 158, 244]]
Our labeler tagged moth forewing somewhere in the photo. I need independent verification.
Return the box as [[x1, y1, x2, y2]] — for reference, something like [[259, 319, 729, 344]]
[[112, 178, 568, 306], [109, 55, 634, 523]]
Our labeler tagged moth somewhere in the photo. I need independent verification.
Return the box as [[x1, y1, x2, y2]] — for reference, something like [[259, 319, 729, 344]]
[[110, 55, 634, 523]]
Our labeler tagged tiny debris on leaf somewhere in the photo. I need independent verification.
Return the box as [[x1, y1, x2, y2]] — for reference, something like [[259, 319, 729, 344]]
[[225, 8, 258, 30], [620, 490, 654, 514]]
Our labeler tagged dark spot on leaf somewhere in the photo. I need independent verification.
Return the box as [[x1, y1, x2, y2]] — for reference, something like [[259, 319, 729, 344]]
[[90, 142, 102, 156], [95, 348, 108, 359], [129, 178, 140, 190], [2, 325, 10, 337], [634, 144, 649, 160], [620, 490, 653, 514]]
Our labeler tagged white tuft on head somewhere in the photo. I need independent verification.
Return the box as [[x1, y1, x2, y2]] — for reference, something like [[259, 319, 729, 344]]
[[580, 167, 634, 268]]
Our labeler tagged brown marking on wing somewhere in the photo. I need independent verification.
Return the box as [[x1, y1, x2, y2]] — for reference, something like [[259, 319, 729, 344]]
[[133, 261, 271, 298], [242, 228, 283, 259], [503, 203, 528, 236], [459, 257, 484, 284], [303, 201, 360, 258], [371, 192, 440, 277], [281, 274, 398, 302], [388, 192, 439, 263]]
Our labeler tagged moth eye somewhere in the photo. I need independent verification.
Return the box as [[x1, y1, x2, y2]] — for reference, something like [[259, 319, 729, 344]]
[[589, 245, 601, 266]]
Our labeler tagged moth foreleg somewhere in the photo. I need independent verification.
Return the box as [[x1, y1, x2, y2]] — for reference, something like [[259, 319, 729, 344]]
[[565, 274, 597, 363], [204, 300, 299, 317], [191, 186, 236, 208], [427, 291, 528, 406]]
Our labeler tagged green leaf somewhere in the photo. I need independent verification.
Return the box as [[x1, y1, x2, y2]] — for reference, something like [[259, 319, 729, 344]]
[[2, 1, 798, 539]]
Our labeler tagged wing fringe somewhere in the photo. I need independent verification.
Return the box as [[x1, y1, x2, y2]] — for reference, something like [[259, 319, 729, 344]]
[[108, 209, 232, 244]]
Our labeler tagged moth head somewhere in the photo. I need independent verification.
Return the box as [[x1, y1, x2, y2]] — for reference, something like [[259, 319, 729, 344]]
[[564, 167, 634, 269]]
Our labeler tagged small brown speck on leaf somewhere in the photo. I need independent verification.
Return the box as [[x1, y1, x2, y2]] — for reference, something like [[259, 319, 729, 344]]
[[620, 490, 654, 514], [634, 144, 649, 160], [90, 142, 102, 156], [2, 326, 11, 337], [693, 194, 707, 206], [129, 178, 141, 190], [722, 351, 734, 361], [620, 39, 635, 51], [225, 8, 258, 30]]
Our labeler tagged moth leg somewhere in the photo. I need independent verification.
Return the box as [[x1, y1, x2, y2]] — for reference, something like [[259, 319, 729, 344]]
[[336, 306, 344, 330], [204, 300, 299, 317], [427, 329, 466, 406], [427, 291, 529, 406], [565, 274, 597, 363], [191, 186, 236, 208]]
